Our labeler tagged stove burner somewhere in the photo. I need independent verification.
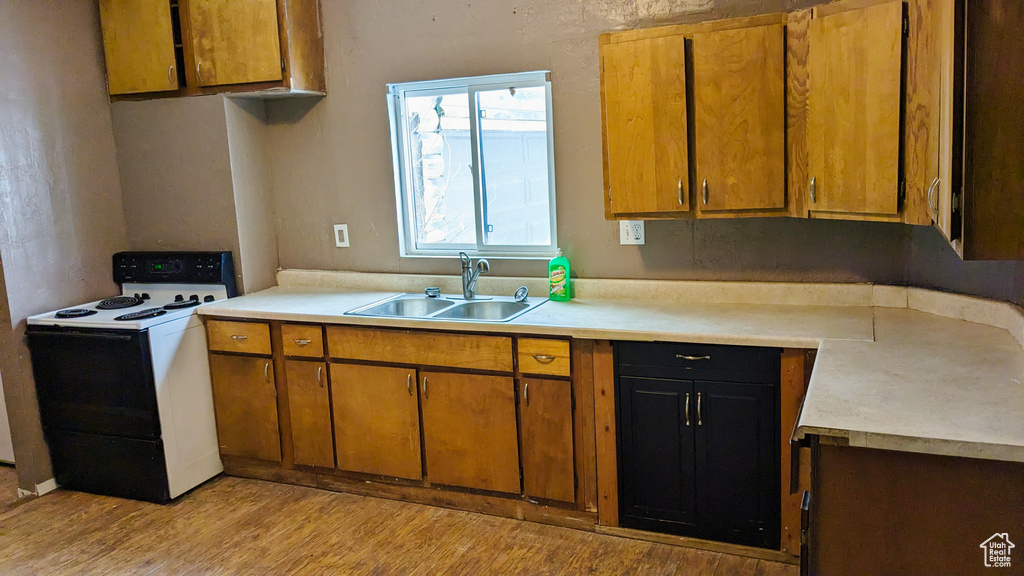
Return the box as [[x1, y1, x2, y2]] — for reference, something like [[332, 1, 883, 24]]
[[55, 309, 98, 319], [114, 308, 168, 321], [163, 299, 201, 310], [97, 296, 143, 310]]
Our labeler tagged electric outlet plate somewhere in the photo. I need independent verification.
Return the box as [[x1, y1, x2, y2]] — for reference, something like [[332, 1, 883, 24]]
[[619, 220, 645, 245], [334, 224, 350, 248]]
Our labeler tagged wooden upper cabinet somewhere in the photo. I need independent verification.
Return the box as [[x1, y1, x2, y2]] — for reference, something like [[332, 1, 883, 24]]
[[601, 33, 690, 217], [806, 0, 904, 217], [285, 360, 334, 468], [98, 0, 179, 95], [186, 0, 283, 87], [692, 23, 787, 215], [420, 372, 520, 494], [519, 378, 575, 503]]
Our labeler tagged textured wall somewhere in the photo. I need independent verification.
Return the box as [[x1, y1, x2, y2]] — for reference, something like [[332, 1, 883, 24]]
[[109, 96, 243, 275], [0, 0, 129, 489], [224, 98, 280, 293]]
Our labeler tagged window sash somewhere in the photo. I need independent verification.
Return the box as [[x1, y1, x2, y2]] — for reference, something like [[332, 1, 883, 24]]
[[388, 71, 557, 258]]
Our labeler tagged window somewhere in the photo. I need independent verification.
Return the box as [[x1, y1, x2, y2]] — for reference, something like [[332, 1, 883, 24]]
[[387, 71, 557, 258]]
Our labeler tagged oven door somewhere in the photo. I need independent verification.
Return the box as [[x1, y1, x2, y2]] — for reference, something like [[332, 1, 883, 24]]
[[27, 326, 161, 439]]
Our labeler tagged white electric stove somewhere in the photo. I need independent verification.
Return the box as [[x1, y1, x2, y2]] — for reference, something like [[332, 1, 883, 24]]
[[26, 251, 236, 503]]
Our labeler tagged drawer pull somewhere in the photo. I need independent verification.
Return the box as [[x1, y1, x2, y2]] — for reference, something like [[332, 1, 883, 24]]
[[685, 393, 691, 427], [531, 354, 557, 364], [294, 338, 312, 346], [676, 354, 710, 361], [231, 335, 248, 341]]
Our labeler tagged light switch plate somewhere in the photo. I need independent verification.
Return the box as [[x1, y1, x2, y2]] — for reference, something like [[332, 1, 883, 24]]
[[619, 220, 645, 245], [334, 224, 350, 248]]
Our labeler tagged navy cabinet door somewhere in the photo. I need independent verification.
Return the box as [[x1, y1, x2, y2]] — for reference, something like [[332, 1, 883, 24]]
[[618, 376, 698, 536], [695, 380, 779, 548]]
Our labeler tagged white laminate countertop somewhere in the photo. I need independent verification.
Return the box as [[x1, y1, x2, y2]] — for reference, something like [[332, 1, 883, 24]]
[[198, 282, 1024, 463]]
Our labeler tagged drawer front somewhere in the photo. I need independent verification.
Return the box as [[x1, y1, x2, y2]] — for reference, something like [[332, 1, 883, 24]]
[[207, 320, 272, 355], [327, 326, 513, 372], [616, 341, 779, 384], [281, 324, 324, 358], [517, 338, 571, 377]]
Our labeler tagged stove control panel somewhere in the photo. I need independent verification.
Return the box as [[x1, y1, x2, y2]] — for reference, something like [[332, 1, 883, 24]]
[[113, 251, 237, 297]]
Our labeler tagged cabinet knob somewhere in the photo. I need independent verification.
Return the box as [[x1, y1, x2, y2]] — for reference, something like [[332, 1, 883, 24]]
[[702, 179, 708, 205]]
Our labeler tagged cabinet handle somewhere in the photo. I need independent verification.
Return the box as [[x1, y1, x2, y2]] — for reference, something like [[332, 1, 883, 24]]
[[524, 381, 529, 406], [607, 186, 612, 203], [422, 376, 428, 399], [685, 393, 691, 427], [531, 354, 556, 364], [809, 177, 817, 203], [677, 179, 684, 206], [264, 362, 270, 383], [317, 366, 323, 387], [702, 179, 708, 205], [676, 354, 710, 361], [294, 338, 312, 346], [196, 60, 203, 84], [697, 392, 703, 426], [168, 64, 174, 86], [927, 177, 940, 217], [231, 335, 248, 341], [406, 374, 412, 396]]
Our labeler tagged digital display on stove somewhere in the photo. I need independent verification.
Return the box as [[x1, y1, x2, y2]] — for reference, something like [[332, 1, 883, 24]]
[[148, 259, 183, 274]]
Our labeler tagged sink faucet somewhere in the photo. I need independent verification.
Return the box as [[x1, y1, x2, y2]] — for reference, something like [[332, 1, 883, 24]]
[[459, 252, 490, 299]]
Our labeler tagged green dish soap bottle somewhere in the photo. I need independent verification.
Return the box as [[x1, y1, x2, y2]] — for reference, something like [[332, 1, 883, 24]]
[[548, 249, 571, 301]]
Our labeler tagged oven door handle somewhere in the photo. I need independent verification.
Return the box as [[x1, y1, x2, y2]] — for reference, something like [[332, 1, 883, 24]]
[[29, 330, 135, 341]]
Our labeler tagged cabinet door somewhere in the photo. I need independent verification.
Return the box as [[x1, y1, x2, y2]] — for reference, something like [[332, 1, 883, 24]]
[[187, 0, 283, 87], [695, 380, 779, 549], [420, 372, 520, 493], [98, 0, 179, 95], [601, 34, 689, 216], [692, 23, 786, 214], [807, 1, 904, 216], [209, 354, 281, 461], [519, 378, 575, 503], [285, 360, 333, 468], [331, 364, 422, 480], [617, 377, 697, 535]]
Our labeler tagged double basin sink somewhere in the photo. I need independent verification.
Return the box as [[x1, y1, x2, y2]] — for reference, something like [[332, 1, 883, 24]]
[[345, 293, 546, 323]]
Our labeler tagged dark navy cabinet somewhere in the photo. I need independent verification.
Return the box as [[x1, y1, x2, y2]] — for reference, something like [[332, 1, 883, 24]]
[[616, 342, 780, 549]]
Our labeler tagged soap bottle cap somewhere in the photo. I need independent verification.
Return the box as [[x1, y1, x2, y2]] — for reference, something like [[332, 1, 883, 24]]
[[555, 248, 562, 257]]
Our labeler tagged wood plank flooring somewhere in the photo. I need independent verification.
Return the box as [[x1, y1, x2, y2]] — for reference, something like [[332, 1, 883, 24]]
[[0, 476, 797, 575], [0, 464, 17, 512]]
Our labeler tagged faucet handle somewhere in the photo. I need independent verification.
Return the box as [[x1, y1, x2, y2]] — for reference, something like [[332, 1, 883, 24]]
[[425, 287, 441, 298], [459, 252, 471, 266]]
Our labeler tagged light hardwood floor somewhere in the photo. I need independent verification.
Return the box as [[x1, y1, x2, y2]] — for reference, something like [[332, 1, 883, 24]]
[[0, 464, 17, 512], [0, 476, 797, 575]]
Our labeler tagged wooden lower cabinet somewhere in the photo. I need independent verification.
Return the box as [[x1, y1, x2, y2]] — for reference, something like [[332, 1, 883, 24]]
[[209, 354, 281, 462], [330, 363, 422, 480], [519, 378, 575, 503], [285, 360, 334, 468], [420, 371, 520, 494]]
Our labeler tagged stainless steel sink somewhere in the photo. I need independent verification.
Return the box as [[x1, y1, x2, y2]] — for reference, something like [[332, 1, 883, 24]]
[[432, 300, 532, 322], [346, 296, 455, 317], [345, 293, 545, 322]]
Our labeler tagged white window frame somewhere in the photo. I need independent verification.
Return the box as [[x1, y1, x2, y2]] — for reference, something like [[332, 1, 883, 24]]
[[387, 71, 558, 259]]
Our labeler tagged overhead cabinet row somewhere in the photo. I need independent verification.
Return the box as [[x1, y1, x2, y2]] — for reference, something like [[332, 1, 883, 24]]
[[98, 0, 325, 98], [600, 0, 1024, 260]]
